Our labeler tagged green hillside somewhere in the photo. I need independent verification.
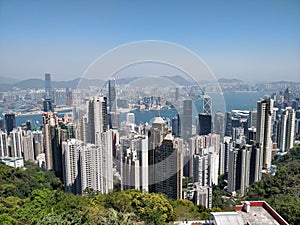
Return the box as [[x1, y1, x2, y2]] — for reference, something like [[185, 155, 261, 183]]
[[0, 161, 218, 225], [246, 145, 300, 225]]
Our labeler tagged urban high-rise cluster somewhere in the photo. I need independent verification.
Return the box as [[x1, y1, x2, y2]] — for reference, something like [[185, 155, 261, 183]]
[[0, 73, 299, 210]]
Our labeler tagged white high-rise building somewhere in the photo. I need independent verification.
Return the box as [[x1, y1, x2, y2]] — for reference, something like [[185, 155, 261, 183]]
[[87, 96, 107, 145], [256, 98, 274, 169], [131, 135, 148, 191], [9, 128, 22, 158], [193, 154, 209, 186], [62, 136, 114, 195], [122, 147, 140, 190], [193, 145, 219, 187], [120, 134, 148, 192], [22, 131, 34, 161], [219, 136, 232, 175], [0, 130, 9, 157], [75, 116, 88, 144], [126, 112, 135, 124], [99, 130, 114, 193], [278, 107, 295, 152], [62, 139, 82, 194]]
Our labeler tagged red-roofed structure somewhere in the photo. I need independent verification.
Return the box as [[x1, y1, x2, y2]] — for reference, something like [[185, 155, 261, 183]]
[[236, 201, 289, 225]]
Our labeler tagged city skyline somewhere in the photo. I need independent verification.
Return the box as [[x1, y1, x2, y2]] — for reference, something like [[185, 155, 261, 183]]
[[1, 0, 300, 82], [0, 66, 299, 224]]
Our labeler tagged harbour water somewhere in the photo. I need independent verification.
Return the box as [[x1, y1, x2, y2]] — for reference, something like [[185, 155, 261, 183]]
[[1, 91, 272, 127]]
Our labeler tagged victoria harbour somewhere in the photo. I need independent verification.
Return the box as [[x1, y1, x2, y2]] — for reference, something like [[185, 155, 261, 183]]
[[1, 91, 272, 127]]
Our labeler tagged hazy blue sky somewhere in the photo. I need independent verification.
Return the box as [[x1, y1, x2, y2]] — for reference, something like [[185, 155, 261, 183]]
[[0, 0, 300, 82]]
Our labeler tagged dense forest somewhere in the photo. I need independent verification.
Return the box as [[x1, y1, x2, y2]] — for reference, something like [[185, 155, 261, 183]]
[[1, 145, 299, 224]]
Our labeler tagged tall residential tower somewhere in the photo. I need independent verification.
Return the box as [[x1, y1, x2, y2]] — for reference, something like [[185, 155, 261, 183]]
[[256, 97, 274, 170]]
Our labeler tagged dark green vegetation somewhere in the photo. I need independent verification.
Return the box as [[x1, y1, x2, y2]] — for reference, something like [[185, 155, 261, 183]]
[[1, 145, 298, 224], [0, 161, 221, 225], [246, 145, 300, 225]]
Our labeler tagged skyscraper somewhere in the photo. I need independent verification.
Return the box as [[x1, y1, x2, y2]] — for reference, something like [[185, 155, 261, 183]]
[[108, 79, 117, 113], [87, 96, 108, 145], [80, 140, 113, 194], [283, 87, 292, 107], [227, 144, 261, 195], [148, 116, 169, 193], [0, 118, 4, 131], [75, 116, 88, 144], [202, 94, 212, 115], [45, 73, 52, 99], [8, 128, 22, 158], [121, 134, 149, 191], [213, 112, 225, 138], [278, 107, 295, 152], [225, 112, 232, 137], [54, 89, 67, 107], [42, 112, 60, 172], [43, 99, 53, 112], [219, 136, 232, 175], [62, 139, 83, 194], [0, 130, 9, 157], [22, 131, 35, 161], [62, 137, 114, 195], [66, 88, 73, 107], [4, 113, 16, 134], [182, 99, 192, 140], [43, 73, 53, 112], [32, 130, 44, 157], [172, 114, 181, 137], [198, 114, 212, 135], [248, 109, 257, 128], [154, 134, 183, 199], [256, 97, 274, 170]]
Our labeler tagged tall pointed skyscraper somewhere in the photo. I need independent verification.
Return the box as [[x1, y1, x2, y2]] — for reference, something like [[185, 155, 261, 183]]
[[256, 97, 274, 170]]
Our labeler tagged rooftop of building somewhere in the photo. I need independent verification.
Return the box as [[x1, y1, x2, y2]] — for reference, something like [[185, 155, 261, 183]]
[[175, 201, 289, 225], [164, 133, 174, 141], [235, 201, 289, 225], [210, 212, 245, 225], [152, 116, 165, 124]]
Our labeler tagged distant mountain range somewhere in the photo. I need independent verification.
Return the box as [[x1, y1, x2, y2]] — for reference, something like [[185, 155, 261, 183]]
[[0, 76, 299, 92], [218, 78, 245, 83], [0, 75, 193, 91], [0, 77, 105, 91], [0, 76, 21, 84]]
